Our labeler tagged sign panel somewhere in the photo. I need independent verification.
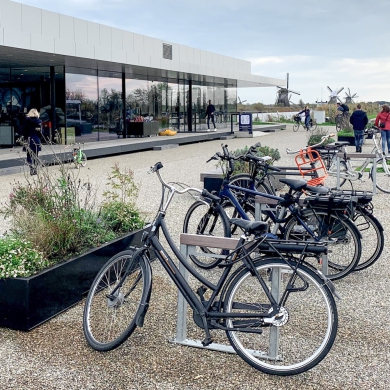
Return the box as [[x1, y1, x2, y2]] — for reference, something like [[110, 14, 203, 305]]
[[239, 113, 252, 134]]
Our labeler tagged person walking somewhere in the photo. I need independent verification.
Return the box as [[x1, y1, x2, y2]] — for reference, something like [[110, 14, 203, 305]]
[[298, 105, 311, 130], [22, 108, 42, 175], [349, 104, 368, 152], [374, 104, 390, 156], [205, 99, 216, 131]]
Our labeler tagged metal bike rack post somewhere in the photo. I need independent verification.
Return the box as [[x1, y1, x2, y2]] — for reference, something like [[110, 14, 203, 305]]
[[171, 234, 278, 358]]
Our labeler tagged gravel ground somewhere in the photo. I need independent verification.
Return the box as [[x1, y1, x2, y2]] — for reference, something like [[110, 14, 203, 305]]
[[0, 126, 389, 389]]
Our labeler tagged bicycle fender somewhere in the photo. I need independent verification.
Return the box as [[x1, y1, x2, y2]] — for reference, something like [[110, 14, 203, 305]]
[[134, 248, 153, 327]]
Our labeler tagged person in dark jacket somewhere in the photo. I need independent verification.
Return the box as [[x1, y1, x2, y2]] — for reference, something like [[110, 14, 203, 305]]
[[298, 105, 311, 130], [349, 104, 368, 152], [205, 100, 216, 131], [22, 108, 42, 175]]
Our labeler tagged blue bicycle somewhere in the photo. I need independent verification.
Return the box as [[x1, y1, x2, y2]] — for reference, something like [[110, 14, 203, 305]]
[[183, 145, 362, 280]]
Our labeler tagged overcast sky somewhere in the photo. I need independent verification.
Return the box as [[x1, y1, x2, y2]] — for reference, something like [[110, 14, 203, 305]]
[[15, 0, 390, 104]]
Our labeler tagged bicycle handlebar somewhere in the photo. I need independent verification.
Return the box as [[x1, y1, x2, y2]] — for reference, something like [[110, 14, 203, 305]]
[[286, 134, 335, 155], [149, 162, 220, 201]]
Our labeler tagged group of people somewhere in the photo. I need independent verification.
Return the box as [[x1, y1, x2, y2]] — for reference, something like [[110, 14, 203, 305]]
[[349, 103, 390, 155], [297, 102, 390, 155]]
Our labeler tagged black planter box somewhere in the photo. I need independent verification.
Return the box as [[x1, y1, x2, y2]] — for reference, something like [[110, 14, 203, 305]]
[[0, 226, 151, 331], [337, 135, 355, 146], [127, 122, 159, 137]]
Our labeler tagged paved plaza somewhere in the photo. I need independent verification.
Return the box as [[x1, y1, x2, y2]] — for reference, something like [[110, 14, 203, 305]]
[[0, 125, 389, 389]]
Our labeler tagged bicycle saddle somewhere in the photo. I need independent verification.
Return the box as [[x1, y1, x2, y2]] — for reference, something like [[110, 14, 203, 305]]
[[230, 219, 268, 235], [279, 178, 308, 191]]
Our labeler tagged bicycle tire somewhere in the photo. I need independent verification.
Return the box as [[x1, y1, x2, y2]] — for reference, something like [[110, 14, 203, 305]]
[[83, 249, 151, 351], [335, 121, 342, 132], [293, 123, 299, 132], [283, 210, 361, 280], [311, 121, 318, 131], [224, 258, 338, 376], [353, 208, 384, 271], [80, 152, 87, 167], [182, 200, 231, 269], [371, 157, 390, 193]]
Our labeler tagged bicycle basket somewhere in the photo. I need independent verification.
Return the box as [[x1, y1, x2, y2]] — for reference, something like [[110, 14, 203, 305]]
[[294, 148, 328, 186]]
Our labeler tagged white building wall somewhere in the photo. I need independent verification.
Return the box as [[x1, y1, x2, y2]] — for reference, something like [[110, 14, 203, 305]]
[[0, 0, 283, 87]]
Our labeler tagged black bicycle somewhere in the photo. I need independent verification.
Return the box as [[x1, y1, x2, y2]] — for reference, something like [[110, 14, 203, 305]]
[[83, 162, 338, 376]]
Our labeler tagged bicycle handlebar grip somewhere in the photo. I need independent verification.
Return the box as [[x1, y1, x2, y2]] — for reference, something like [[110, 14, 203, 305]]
[[201, 189, 221, 202]]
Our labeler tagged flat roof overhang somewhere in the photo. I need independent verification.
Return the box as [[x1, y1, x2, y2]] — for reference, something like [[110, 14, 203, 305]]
[[0, 45, 285, 88]]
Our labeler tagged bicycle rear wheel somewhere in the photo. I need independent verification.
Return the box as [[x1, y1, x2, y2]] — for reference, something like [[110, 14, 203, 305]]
[[371, 157, 390, 193], [224, 258, 337, 376], [83, 249, 151, 351], [183, 200, 230, 269], [283, 210, 361, 280], [80, 152, 87, 167]]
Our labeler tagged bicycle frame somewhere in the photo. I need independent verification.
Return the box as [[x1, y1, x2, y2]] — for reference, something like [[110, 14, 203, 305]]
[[220, 179, 320, 240]]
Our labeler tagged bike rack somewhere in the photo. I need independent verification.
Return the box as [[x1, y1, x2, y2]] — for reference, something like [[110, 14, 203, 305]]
[[171, 233, 281, 359], [335, 152, 377, 194], [172, 230, 328, 359]]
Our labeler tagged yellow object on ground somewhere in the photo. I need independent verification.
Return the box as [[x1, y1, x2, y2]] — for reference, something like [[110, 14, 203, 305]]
[[158, 129, 177, 136]]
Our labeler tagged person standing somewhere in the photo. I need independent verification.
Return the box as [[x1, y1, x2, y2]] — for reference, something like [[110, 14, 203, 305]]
[[205, 99, 216, 131], [375, 104, 390, 155], [298, 105, 311, 130], [349, 104, 368, 152], [22, 108, 42, 175]]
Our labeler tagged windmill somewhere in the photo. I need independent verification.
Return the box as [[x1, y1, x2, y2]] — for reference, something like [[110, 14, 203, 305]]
[[275, 73, 300, 107], [327, 86, 344, 104], [238, 96, 247, 105], [344, 88, 358, 104]]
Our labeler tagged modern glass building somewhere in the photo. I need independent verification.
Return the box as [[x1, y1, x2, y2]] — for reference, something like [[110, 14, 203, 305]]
[[0, 0, 284, 145]]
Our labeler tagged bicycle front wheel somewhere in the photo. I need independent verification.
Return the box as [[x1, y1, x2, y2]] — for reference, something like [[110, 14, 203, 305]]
[[371, 156, 390, 193], [83, 249, 151, 351], [353, 208, 384, 271], [293, 123, 299, 132], [283, 211, 361, 280], [224, 258, 338, 376], [183, 200, 230, 269]]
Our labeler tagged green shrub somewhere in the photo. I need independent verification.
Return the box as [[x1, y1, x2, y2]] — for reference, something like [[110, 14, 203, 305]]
[[219, 144, 280, 175], [1, 161, 144, 279], [307, 127, 335, 146]]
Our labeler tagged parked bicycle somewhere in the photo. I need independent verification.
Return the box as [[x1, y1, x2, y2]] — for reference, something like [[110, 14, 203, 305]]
[[293, 115, 317, 132], [83, 162, 338, 376], [71, 143, 87, 168], [293, 128, 390, 193], [225, 143, 383, 272], [184, 145, 362, 280]]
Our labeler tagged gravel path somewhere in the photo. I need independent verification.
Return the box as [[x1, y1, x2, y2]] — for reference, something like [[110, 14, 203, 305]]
[[0, 126, 389, 389]]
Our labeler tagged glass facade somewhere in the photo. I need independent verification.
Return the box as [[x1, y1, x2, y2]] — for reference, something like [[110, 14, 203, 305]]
[[0, 66, 65, 145], [0, 63, 237, 146]]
